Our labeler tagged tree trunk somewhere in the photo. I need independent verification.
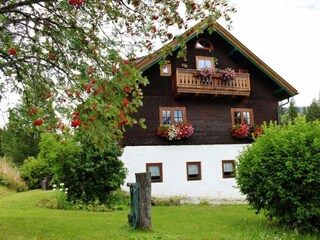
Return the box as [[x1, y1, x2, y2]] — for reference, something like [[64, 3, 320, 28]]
[[135, 172, 151, 230]]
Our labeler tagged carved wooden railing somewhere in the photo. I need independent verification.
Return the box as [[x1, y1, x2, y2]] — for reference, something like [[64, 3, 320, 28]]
[[173, 68, 251, 96]]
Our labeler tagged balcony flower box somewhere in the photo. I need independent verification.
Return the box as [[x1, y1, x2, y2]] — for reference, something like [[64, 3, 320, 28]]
[[157, 123, 194, 141], [216, 68, 236, 81]]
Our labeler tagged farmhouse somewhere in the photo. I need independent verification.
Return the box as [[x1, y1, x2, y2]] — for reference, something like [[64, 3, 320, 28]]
[[120, 20, 298, 201]]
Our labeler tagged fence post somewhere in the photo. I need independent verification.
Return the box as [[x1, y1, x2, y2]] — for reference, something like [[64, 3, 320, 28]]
[[135, 172, 151, 230]]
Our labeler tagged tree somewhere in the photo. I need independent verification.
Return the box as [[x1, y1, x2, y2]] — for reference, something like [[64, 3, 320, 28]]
[[0, 128, 4, 157], [288, 98, 299, 122], [306, 97, 320, 122], [0, 0, 235, 146], [236, 117, 320, 234], [1, 105, 41, 165]]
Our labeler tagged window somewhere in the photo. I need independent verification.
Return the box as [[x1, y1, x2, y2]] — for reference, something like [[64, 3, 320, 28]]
[[231, 108, 254, 126], [146, 163, 163, 183], [160, 63, 172, 76], [159, 107, 186, 124], [222, 160, 236, 178], [186, 162, 201, 181], [195, 56, 214, 70], [195, 39, 213, 50]]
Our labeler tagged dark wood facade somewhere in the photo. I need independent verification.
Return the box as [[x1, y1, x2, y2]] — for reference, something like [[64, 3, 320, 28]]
[[123, 29, 296, 146]]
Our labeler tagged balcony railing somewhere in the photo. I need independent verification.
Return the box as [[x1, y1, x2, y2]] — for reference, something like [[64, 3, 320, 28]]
[[173, 68, 251, 97]]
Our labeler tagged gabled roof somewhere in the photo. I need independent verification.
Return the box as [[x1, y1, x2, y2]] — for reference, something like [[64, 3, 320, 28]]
[[136, 19, 298, 99]]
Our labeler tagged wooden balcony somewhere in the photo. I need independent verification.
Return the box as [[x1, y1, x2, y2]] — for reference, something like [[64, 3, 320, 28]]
[[173, 68, 251, 97]]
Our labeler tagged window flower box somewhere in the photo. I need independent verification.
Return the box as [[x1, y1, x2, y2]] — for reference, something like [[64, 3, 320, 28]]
[[230, 124, 263, 140], [157, 123, 194, 141]]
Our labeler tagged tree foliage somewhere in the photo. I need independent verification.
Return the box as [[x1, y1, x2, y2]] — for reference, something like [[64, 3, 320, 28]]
[[236, 117, 320, 234], [0, 105, 41, 165], [0, 0, 235, 146], [306, 97, 320, 122]]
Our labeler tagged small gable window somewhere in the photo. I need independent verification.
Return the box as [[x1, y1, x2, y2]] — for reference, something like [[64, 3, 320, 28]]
[[160, 63, 172, 76], [195, 39, 213, 51]]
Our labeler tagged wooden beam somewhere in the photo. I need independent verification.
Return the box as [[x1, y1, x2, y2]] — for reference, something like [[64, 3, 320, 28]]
[[227, 48, 238, 57]]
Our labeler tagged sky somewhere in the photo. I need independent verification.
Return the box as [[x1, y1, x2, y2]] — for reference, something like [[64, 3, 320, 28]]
[[1, 1, 319, 127], [224, 0, 320, 106]]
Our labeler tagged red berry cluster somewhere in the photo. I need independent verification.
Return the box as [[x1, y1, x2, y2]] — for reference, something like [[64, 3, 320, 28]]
[[71, 112, 82, 128], [34, 119, 43, 126], [68, 0, 86, 8], [9, 48, 17, 55]]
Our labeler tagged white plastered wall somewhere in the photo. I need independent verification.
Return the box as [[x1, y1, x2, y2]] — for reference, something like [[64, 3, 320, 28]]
[[120, 144, 249, 201]]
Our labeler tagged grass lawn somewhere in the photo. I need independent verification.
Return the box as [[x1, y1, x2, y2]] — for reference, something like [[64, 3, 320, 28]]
[[0, 187, 318, 240]]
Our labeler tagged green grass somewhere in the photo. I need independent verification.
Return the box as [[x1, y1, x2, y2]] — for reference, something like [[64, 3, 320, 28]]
[[0, 189, 318, 240]]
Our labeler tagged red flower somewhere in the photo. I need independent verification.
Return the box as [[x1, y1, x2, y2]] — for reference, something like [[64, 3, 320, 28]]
[[9, 48, 17, 55], [123, 59, 129, 65], [34, 119, 43, 126], [71, 119, 82, 128], [91, 78, 96, 84], [152, 25, 157, 33]]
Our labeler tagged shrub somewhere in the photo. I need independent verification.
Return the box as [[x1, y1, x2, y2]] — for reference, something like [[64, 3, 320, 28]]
[[37, 132, 127, 203], [236, 117, 320, 234], [0, 157, 27, 191], [20, 156, 52, 189]]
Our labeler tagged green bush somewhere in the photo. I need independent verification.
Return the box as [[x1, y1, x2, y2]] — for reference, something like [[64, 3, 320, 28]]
[[37, 132, 127, 203], [236, 117, 320, 234], [20, 156, 52, 189]]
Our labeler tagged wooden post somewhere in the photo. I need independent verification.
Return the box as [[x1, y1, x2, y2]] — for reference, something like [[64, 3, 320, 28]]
[[135, 172, 151, 230]]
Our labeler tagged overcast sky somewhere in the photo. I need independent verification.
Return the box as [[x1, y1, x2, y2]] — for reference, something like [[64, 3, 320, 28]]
[[224, 0, 320, 106]]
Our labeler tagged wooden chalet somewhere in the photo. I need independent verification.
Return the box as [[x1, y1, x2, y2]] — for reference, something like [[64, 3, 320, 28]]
[[120, 21, 298, 201]]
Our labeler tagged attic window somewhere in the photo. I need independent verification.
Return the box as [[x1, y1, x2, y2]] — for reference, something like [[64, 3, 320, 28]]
[[195, 39, 213, 50], [160, 63, 172, 76], [196, 56, 215, 70]]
